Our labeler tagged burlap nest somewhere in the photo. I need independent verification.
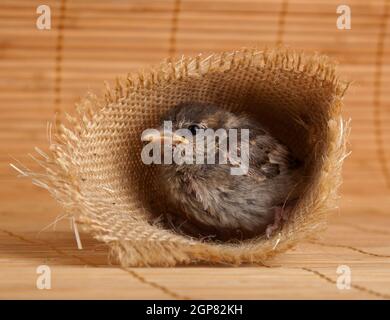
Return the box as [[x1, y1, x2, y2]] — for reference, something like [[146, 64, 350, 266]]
[[21, 47, 350, 266]]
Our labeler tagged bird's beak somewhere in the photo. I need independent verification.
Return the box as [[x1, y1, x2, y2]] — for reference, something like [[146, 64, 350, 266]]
[[141, 131, 189, 145]]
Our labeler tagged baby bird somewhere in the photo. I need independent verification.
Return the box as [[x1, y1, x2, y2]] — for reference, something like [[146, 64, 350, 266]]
[[142, 102, 302, 241]]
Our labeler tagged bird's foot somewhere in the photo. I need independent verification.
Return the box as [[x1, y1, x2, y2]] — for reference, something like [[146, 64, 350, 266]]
[[266, 206, 291, 239]]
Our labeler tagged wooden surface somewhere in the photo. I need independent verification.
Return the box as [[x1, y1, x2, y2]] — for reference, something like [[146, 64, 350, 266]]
[[1, 0, 389, 299]]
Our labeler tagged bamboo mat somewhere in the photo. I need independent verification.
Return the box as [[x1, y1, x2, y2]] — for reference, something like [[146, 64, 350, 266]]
[[0, 0, 389, 299]]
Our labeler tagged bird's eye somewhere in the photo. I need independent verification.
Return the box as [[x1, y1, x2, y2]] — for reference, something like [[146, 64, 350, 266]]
[[188, 124, 200, 135]]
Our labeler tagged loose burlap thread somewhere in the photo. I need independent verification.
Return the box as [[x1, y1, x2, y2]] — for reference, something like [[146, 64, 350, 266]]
[[20, 47, 349, 266]]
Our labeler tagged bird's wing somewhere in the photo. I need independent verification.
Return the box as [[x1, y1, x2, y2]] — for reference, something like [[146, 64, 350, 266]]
[[227, 130, 298, 181]]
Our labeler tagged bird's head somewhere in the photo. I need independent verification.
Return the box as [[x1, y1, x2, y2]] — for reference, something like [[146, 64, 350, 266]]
[[141, 102, 250, 172]]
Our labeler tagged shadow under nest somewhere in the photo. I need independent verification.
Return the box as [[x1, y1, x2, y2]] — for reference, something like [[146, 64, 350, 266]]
[[23, 48, 349, 266]]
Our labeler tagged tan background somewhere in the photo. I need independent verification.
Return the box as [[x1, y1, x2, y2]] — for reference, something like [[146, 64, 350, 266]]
[[0, 0, 389, 299]]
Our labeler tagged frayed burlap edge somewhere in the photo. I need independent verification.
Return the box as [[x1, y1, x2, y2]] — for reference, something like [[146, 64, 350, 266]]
[[14, 47, 350, 267]]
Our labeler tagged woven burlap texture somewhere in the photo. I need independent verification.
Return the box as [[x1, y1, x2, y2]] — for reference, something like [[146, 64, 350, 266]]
[[22, 47, 349, 267]]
